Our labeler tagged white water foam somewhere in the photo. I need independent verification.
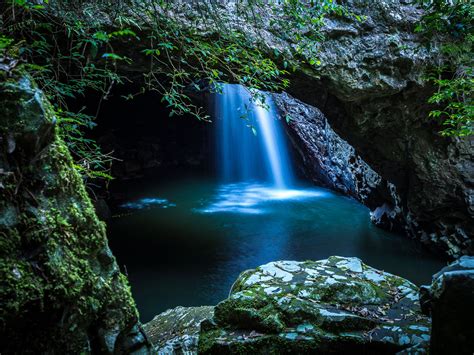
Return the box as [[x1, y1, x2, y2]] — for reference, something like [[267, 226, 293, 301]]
[[198, 182, 330, 214]]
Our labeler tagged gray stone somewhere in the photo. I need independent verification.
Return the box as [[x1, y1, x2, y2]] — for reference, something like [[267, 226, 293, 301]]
[[143, 306, 214, 354], [420, 256, 474, 355], [283, 0, 474, 257], [273, 92, 392, 212], [199, 256, 430, 354]]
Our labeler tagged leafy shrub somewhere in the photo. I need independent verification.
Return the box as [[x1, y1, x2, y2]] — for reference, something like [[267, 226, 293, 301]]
[[416, 0, 473, 137]]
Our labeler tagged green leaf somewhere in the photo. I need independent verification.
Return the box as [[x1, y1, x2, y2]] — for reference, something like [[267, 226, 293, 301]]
[[102, 53, 124, 60], [143, 48, 161, 56], [0, 36, 13, 49], [93, 31, 109, 42], [108, 28, 138, 39]]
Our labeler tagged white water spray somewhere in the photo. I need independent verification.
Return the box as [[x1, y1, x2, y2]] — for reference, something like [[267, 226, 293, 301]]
[[215, 84, 293, 189]]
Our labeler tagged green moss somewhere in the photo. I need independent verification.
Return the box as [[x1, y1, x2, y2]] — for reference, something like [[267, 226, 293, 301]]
[[199, 258, 429, 353], [0, 73, 140, 353], [214, 292, 288, 334], [199, 331, 324, 354]]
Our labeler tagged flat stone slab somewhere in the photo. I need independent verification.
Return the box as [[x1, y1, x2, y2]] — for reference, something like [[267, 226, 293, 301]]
[[198, 256, 430, 354]]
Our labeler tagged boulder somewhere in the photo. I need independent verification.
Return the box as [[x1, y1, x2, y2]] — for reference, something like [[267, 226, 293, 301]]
[[420, 256, 474, 355], [199, 256, 430, 354]]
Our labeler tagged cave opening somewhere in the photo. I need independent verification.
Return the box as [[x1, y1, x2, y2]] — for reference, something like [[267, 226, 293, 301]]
[[2, 0, 472, 352], [71, 84, 447, 323]]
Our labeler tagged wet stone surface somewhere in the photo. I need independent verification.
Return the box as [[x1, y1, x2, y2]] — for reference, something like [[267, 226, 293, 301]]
[[143, 306, 214, 354], [420, 256, 474, 355], [143, 257, 431, 354], [198, 256, 430, 354]]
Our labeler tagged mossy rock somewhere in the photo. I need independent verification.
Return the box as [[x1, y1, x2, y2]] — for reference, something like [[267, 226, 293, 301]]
[[0, 71, 151, 353], [144, 306, 214, 354], [199, 257, 430, 354]]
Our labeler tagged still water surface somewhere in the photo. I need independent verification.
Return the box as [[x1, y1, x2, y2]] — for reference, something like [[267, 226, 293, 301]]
[[108, 175, 446, 322]]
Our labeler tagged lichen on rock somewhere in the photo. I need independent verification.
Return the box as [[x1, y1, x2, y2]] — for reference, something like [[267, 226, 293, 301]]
[[198, 256, 430, 354], [0, 70, 151, 353], [144, 306, 214, 354]]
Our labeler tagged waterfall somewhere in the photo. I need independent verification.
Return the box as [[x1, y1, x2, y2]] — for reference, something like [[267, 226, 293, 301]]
[[215, 84, 293, 189], [200, 84, 322, 214]]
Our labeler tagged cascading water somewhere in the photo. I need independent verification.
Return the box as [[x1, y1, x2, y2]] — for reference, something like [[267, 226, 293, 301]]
[[215, 84, 293, 189], [201, 84, 324, 214]]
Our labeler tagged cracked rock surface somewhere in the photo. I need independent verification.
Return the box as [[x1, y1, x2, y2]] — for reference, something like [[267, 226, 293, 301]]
[[145, 257, 430, 354], [144, 306, 214, 354], [199, 257, 430, 353]]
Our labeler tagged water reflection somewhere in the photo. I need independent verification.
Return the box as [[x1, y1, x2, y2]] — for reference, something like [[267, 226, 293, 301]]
[[198, 182, 329, 214], [120, 197, 176, 210]]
